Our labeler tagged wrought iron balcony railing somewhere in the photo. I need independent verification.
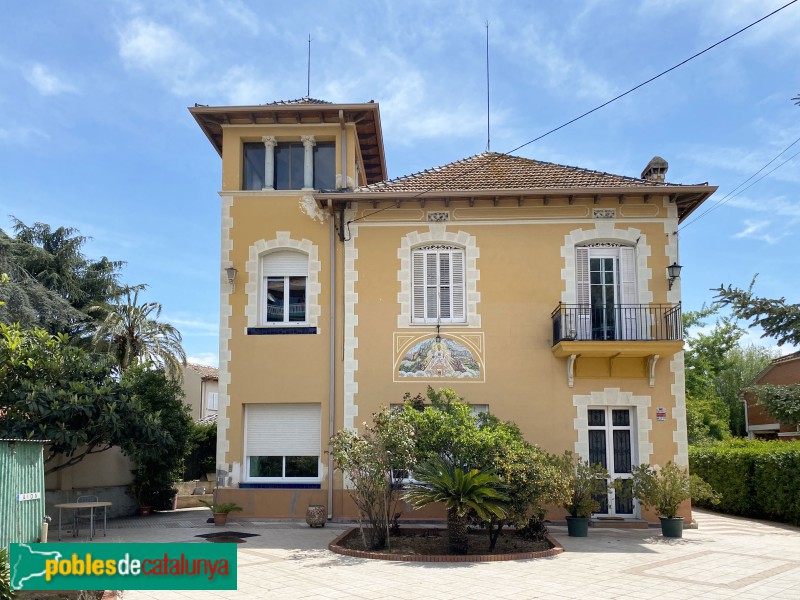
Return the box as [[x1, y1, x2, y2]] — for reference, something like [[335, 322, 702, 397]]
[[551, 303, 682, 345]]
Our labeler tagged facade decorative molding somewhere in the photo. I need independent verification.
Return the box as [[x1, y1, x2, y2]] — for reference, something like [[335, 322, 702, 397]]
[[592, 208, 616, 219], [397, 225, 481, 328], [244, 233, 322, 330], [343, 209, 359, 431], [670, 351, 689, 466], [560, 224, 653, 305], [427, 211, 450, 222], [217, 195, 234, 486], [572, 387, 653, 465]]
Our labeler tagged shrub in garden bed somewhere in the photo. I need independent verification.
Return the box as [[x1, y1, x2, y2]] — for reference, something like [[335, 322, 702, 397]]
[[689, 439, 800, 525]]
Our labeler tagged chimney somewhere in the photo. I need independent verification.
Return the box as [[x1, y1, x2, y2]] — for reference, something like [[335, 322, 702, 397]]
[[641, 156, 668, 182]]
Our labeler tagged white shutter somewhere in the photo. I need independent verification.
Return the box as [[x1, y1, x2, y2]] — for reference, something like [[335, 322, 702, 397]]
[[412, 251, 425, 320], [246, 404, 321, 457], [619, 246, 639, 339], [425, 252, 438, 320], [207, 392, 218, 411], [575, 247, 591, 339], [262, 250, 308, 277], [451, 251, 465, 321], [439, 252, 451, 319]]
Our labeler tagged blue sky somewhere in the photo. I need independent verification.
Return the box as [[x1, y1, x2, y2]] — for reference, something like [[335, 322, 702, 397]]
[[1, 1, 798, 366]]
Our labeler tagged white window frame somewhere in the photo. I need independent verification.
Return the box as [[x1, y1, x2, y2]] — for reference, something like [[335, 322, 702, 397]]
[[587, 406, 639, 518], [411, 244, 466, 324], [244, 404, 322, 484], [260, 250, 309, 326]]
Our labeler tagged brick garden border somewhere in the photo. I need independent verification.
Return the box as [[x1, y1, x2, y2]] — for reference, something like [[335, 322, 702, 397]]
[[328, 527, 564, 562]]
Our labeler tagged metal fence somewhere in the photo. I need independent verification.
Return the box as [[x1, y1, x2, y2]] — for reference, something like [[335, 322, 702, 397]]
[[551, 303, 682, 345]]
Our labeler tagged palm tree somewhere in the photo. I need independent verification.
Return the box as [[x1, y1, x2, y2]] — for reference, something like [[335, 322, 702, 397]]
[[92, 285, 186, 378], [404, 456, 508, 554]]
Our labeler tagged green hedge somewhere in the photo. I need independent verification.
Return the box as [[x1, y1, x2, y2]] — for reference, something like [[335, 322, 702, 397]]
[[689, 439, 800, 525]]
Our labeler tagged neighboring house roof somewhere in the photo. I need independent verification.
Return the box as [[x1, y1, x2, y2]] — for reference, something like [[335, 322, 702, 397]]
[[197, 414, 218, 426], [356, 152, 690, 193], [185, 363, 219, 381], [769, 350, 800, 366]]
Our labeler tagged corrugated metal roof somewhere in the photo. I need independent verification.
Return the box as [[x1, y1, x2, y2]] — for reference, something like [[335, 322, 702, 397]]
[[356, 152, 699, 193]]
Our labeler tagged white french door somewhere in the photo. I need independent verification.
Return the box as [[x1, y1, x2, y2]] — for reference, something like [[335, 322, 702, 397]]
[[588, 407, 637, 517]]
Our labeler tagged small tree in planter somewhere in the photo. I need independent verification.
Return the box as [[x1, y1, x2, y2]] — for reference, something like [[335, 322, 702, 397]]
[[199, 500, 243, 526], [628, 462, 718, 538], [556, 452, 612, 536], [330, 407, 416, 550]]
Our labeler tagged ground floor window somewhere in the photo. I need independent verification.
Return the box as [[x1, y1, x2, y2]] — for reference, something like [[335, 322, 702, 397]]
[[245, 403, 321, 482]]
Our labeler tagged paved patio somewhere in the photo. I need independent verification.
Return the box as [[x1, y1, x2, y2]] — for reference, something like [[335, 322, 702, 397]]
[[84, 508, 800, 599]]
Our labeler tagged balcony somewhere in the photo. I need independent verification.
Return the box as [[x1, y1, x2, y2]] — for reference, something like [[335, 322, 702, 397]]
[[551, 303, 683, 359]]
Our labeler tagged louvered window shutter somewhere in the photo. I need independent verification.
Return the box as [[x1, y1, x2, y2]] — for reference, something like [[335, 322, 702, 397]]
[[412, 252, 425, 320], [451, 251, 465, 320], [619, 246, 640, 339], [246, 404, 321, 457], [575, 247, 591, 339], [411, 246, 467, 323]]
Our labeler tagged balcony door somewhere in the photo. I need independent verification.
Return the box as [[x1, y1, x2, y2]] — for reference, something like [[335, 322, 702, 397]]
[[576, 244, 638, 340], [588, 407, 637, 518]]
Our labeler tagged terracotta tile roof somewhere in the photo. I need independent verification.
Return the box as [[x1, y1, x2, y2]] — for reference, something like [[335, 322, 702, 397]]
[[771, 350, 800, 365], [185, 363, 219, 380], [264, 97, 332, 106], [356, 152, 697, 193]]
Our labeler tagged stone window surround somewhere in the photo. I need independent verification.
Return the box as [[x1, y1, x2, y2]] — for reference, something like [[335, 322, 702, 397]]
[[560, 223, 653, 305], [244, 232, 322, 330], [573, 387, 653, 466], [397, 224, 481, 328]]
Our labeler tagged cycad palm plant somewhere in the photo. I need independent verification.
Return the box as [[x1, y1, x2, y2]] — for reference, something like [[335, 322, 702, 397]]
[[92, 284, 186, 378], [404, 456, 508, 554]]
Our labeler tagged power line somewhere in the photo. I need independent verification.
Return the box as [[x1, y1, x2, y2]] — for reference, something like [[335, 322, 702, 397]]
[[680, 136, 800, 230], [348, 0, 798, 227]]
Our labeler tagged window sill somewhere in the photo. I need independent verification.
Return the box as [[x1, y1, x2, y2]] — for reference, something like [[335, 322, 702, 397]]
[[247, 326, 318, 335], [239, 482, 321, 489]]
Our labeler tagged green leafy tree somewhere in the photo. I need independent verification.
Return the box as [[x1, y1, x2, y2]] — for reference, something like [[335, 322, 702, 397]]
[[0, 323, 166, 474], [404, 456, 508, 554], [716, 344, 774, 436], [0, 219, 122, 335], [92, 284, 186, 378], [714, 277, 800, 347], [121, 365, 194, 510], [749, 384, 800, 428], [330, 407, 416, 550]]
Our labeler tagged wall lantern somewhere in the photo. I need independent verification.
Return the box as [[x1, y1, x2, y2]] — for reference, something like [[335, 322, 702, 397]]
[[667, 262, 682, 290], [435, 323, 442, 344], [225, 266, 238, 292]]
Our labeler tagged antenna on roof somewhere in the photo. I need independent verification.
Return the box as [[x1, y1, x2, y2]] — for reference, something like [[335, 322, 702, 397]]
[[307, 34, 312, 97], [485, 21, 491, 152]]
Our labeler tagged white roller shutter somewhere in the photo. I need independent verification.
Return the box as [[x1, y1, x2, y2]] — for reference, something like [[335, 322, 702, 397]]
[[262, 250, 308, 277], [246, 404, 320, 457]]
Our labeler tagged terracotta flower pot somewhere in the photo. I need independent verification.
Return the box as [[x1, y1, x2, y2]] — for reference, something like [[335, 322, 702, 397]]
[[214, 513, 228, 526]]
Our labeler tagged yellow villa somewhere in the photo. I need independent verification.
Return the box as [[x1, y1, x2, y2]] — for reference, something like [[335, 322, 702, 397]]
[[190, 97, 715, 524]]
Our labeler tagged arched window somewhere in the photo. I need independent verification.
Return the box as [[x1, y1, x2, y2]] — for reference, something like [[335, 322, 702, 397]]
[[261, 250, 308, 324], [411, 244, 466, 324]]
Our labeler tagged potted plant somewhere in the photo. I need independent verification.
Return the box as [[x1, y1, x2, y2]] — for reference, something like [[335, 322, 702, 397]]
[[557, 452, 611, 537], [628, 462, 717, 538], [131, 469, 153, 516], [200, 500, 243, 526]]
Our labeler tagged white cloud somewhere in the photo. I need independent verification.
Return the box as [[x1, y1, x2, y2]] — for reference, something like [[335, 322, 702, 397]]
[[164, 316, 218, 335], [24, 63, 77, 96], [186, 353, 219, 367], [0, 124, 49, 144], [733, 219, 785, 245], [117, 18, 201, 95]]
